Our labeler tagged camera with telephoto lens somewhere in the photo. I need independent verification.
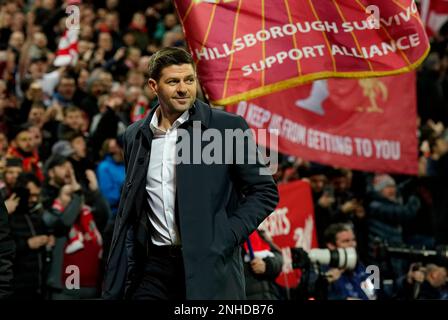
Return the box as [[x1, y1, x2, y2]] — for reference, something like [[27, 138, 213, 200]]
[[372, 239, 448, 267], [290, 247, 358, 270], [290, 247, 358, 300]]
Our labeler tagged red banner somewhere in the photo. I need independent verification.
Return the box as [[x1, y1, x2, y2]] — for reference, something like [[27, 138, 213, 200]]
[[227, 72, 418, 175], [259, 180, 317, 288], [175, 0, 429, 105], [420, 0, 448, 36]]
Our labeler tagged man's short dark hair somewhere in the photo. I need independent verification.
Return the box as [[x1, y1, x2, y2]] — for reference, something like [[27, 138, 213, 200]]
[[8, 123, 31, 141], [30, 102, 46, 111], [15, 172, 41, 189], [323, 223, 353, 246], [63, 106, 81, 117], [62, 129, 84, 143], [43, 154, 68, 176], [148, 47, 195, 82]]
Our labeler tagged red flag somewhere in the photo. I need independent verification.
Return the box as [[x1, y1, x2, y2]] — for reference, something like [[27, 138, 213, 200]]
[[420, 0, 448, 36], [175, 0, 429, 105], [227, 72, 418, 175], [54, 29, 79, 67], [259, 180, 317, 288]]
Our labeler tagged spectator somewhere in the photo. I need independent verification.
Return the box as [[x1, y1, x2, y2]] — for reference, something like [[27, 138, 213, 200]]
[[41, 155, 104, 299], [306, 164, 335, 247], [6, 124, 44, 181], [243, 229, 283, 300], [0, 193, 15, 299], [57, 106, 84, 139], [367, 174, 420, 279], [9, 173, 53, 299], [0, 157, 23, 200], [51, 74, 77, 108], [96, 138, 125, 219], [128, 12, 149, 51], [64, 130, 93, 191]]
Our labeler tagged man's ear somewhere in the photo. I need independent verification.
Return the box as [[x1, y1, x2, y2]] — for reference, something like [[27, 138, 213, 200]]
[[148, 78, 157, 93], [327, 243, 336, 250]]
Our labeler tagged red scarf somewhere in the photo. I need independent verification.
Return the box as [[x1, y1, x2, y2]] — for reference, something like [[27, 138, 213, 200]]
[[6, 146, 44, 181]]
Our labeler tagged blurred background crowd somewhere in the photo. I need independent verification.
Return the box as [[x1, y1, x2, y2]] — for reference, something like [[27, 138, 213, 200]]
[[0, 0, 447, 300]]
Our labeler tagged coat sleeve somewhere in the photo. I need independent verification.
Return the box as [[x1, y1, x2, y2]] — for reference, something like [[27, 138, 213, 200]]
[[369, 195, 420, 225], [262, 250, 284, 280], [0, 195, 15, 299], [42, 193, 83, 234], [227, 116, 279, 246], [89, 190, 112, 233]]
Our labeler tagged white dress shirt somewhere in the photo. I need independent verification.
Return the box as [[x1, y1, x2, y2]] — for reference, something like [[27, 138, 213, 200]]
[[146, 107, 189, 246]]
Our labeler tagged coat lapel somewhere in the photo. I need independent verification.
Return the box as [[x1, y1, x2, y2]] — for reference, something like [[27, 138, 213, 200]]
[[111, 100, 211, 253]]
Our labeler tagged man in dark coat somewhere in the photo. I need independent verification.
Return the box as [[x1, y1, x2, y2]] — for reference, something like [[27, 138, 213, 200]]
[[9, 173, 53, 299], [0, 193, 15, 299], [102, 47, 279, 300]]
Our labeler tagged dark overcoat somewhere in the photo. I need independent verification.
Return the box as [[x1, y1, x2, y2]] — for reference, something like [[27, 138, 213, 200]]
[[102, 99, 279, 299]]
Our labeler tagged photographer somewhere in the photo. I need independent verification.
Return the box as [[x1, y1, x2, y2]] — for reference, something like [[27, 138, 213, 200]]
[[324, 223, 375, 300], [395, 263, 447, 299], [296, 223, 375, 300]]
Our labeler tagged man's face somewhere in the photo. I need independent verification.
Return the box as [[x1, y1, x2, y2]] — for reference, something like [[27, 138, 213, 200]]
[[78, 69, 89, 91], [58, 78, 76, 100], [28, 126, 42, 149], [64, 111, 83, 130], [26, 181, 41, 209], [14, 130, 33, 153], [71, 136, 86, 159], [99, 72, 113, 92], [98, 33, 112, 51], [332, 176, 349, 193], [429, 267, 447, 288], [334, 230, 357, 249], [309, 174, 326, 194], [9, 31, 24, 49], [164, 14, 178, 29], [4, 166, 22, 187], [127, 72, 145, 87], [33, 32, 47, 48], [28, 107, 45, 127], [149, 64, 197, 115], [381, 185, 397, 201], [49, 161, 71, 186], [109, 139, 123, 162], [29, 61, 48, 80], [132, 13, 146, 28]]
